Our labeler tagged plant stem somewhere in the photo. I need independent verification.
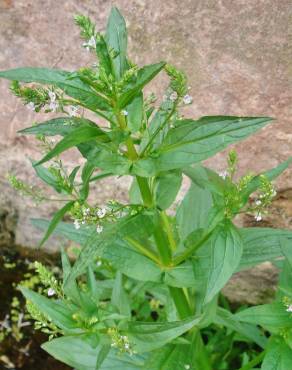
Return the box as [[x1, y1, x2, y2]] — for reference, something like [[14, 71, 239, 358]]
[[169, 286, 192, 319], [238, 350, 266, 370], [125, 236, 161, 265]]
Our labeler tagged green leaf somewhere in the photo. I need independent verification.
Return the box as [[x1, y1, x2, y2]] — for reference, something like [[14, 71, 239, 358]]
[[31, 160, 64, 193], [35, 126, 107, 166], [106, 7, 128, 80], [239, 228, 292, 271], [90, 150, 131, 175], [153, 116, 273, 171], [261, 337, 292, 370], [69, 165, 80, 186], [126, 93, 143, 133], [38, 201, 74, 247], [120, 62, 166, 107], [214, 307, 267, 348], [203, 221, 243, 304], [236, 303, 292, 331], [0, 67, 110, 111], [80, 161, 95, 201], [242, 157, 292, 201], [111, 272, 131, 317], [176, 175, 213, 241], [154, 170, 182, 210], [42, 335, 145, 370], [127, 315, 201, 353], [20, 287, 79, 332], [142, 342, 195, 370], [19, 117, 97, 136], [61, 248, 80, 303]]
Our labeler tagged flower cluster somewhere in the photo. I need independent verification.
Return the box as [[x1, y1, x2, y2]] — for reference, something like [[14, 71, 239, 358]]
[[70, 202, 107, 234], [34, 262, 62, 298], [252, 175, 277, 222], [107, 328, 135, 355], [7, 174, 44, 203]]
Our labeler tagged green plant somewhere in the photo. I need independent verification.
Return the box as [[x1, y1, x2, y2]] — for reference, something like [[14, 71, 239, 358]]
[[1, 7, 292, 369]]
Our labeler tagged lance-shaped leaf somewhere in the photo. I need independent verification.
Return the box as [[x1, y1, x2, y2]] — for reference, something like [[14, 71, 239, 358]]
[[235, 302, 292, 331], [241, 157, 292, 202], [127, 315, 202, 353], [38, 201, 75, 247], [0, 67, 110, 111], [239, 228, 292, 271], [80, 161, 95, 201], [19, 117, 97, 136], [20, 287, 79, 332], [126, 93, 143, 133], [214, 307, 267, 348], [111, 272, 131, 317], [203, 221, 243, 304], [152, 116, 273, 171], [262, 337, 292, 370], [120, 62, 166, 107], [42, 335, 145, 370], [31, 160, 64, 193], [106, 7, 128, 80], [154, 170, 182, 210], [34, 126, 107, 166]]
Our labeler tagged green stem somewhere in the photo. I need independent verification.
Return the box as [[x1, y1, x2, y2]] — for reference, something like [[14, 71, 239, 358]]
[[160, 210, 177, 252], [169, 286, 192, 319], [125, 236, 161, 265], [136, 176, 153, 208], [238, 350, 266, 370]]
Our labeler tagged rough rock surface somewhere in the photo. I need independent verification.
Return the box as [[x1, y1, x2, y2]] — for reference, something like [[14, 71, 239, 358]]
[[0, 1, 291, 303]]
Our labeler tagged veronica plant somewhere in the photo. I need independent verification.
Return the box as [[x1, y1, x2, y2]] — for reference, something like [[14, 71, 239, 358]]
[[1, 7, 292, 369]]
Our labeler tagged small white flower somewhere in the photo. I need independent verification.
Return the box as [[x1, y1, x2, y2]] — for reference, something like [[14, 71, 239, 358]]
[[169, 91, 178, 101], [47, 288, 55, 297], [124, 343, 130, 349], [96, 260, 102, 267], [255, 213, 262, 222], [67, 105, 79, 117], [49, 100, 59, 112], [83, 208, 90, 216], [184, 365, 191, 370], [27, 102, 36, 111], [74, 219, 80, 230], [183, 94, 193, 105], [272, 189, 277, 197], [48, 91, 56, 102], [219, 171, 228, 179], [122, 110, 128, 116], [97, 208, 106, 218], [286, 305, 292, 312], [96, 224, 103, 234], [83, 35, 96, 50], [255, 199, 262, 206]]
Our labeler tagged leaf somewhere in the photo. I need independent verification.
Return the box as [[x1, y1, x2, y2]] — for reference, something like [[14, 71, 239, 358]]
[[20, 287, 79, 332], [19, 117, 97, 136], [142, 342, 195, 370], [111, 272, 131, 317], [120, 62, 166, 107], [35, 126, 107, 166], [261, 337, 292, 370], [154, 170, 182, 210], [0, 67, 110, 111], [38, 201, 74, 247], [42, 335, 145, 370], [153, 116, 273, 171], [69, 166, 80, 186], [241, 157, 292, 201], [235, 303, 292, 331], [204, 221, 243, 304], [126, 93, 143, 133], [80, 161, 95, 201], [214, 307, 267, 348], [61, 248, 80, 303], [31, 160, 64, 193], [127, 315, 201, 353], [90, 150, 131, 175], [106, 7, 128, 80], [176, 176, 213, 241], [239, 228, 292, 271]]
